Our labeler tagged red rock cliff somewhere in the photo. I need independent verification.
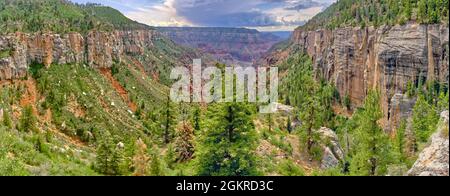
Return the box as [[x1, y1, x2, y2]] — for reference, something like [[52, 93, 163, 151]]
[[0, 30, 156, 80]]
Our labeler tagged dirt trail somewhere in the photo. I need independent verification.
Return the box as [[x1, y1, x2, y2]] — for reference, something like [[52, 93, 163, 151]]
[[99, 68, 137, 112], [286, 134, 319, 174]]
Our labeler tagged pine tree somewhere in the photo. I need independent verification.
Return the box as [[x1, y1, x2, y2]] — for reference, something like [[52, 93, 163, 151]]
[[266, 113, 273, 132], [287, 116, 292, 133], [165, 144, 177, 169], [132, 138, 149, 176], [301, 95, 320, 153], [402, 0, 412, 20], [196, 102, 258, 176], [175, 121, 195, 162], [394, 120, 407, 162], [349, 90, 392, 176], [149, 152, 164, 176], [412, 94, 439, 142], [192, 105, 201, 132], [418, 0, 428, 23], [297, 75, 322, 154], [18, 105, 37, 133], [428, 0, 440, 23], [163, 95, 175, 144], [110, 142, 125, 175], [95, 131, 115, 175], [94, 131, 125, 175], [2, 110, 12, 129]]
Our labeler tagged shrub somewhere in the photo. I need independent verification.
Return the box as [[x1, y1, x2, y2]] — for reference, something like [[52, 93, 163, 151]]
[[0, 49, 12, 59], [277, 160, 305, 176], [18, 105, 37, 133], [2, 110, 13, 129]]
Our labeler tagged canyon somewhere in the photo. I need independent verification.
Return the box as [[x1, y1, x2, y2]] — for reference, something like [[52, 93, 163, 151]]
[[264, 23, 449, 131], [158, 27, 283, 66]]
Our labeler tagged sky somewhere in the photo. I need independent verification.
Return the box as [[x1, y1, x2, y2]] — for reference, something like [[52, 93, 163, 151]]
[[71, 0, 335, 31]]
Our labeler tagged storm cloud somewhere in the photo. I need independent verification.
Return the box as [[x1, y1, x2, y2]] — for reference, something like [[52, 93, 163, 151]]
[[71, 0, 335, 31]]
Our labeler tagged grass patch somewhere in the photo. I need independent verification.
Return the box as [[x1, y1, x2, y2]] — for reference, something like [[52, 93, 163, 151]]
[[0, 49, 12, 59]]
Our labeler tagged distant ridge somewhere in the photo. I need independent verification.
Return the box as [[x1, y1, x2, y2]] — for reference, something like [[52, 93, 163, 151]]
[[157, 27, 283, 64]]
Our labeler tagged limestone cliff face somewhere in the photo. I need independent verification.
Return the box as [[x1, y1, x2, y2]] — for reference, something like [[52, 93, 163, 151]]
[[289, 23, 449, 130], [407, 111, 449, 176], [0, 30, 157, 80]]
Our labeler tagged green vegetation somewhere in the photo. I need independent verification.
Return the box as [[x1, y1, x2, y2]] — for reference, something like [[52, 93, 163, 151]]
[[412, 94, 439, 142], [348, 91, 392, 176], [281, 54, 338, 157], [196, 102, 259, 176], [95, 130, 125, 175], [301, 0, 449, 31], [18, 105, 37, 133], [277, 159, 305, 176], [0, 0, 149, 34], [0, 49, 11, 58], [1, 0, 449, 177]]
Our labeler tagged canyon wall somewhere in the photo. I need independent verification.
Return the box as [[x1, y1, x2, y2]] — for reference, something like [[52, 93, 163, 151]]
[[158, 27, 282, 65], [0, 30, 157, 80], [290, 23, 449, 130]]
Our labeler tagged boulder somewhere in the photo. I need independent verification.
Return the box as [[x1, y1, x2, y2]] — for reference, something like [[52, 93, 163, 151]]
[[315, 127, 345, 169], [407, 111, 449, 176]]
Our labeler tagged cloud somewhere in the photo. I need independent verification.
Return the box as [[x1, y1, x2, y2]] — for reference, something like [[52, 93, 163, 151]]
[[70, 0, 336, 31], [284, 0, 324, 10]]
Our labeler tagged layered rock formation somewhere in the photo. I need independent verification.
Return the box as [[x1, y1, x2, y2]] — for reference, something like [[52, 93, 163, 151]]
[[407, 111, 449, 176], [0, 30, 157, 80], [267, 23, 449, 130], [158, 27, 282, 65]]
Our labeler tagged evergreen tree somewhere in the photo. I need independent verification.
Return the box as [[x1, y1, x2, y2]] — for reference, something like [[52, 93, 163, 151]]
[[192, 105, 201, 132], [95, 131, 115, 175], [287, 116, 292, 134], [165, 144, 177, 169], [175, 121, 195, 162], [163, 95, 176, 144], [110, 142, 125, 175], [300, 94, 321, 153], [18, 105, 37, 133], [132, 138, 149, 176], [149, 152, 164, 176], [412, 94, 439, 142], [196, 102, 258, 176], [349, 91, 392, 176], [393, 120, 407, 162], [428, 0, 440, 23], [402, 0, 412, 20], [95, 131, 125, 175], [343, 94, 351, 110], [418, 0, 428, 23], [266, 113, 273, 132], [2, 110, 12, 129]]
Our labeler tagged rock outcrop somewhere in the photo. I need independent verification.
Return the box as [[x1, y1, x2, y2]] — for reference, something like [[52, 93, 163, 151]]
[[407, 111, 449, 176], [266, 23, 449, 130], [0, 30, 157, 80], [315, 127, 345, 169]]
